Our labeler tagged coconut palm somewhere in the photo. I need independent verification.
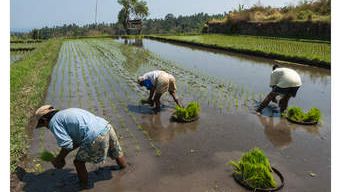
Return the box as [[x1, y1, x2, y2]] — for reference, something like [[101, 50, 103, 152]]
[[117, 0, 149, 34]]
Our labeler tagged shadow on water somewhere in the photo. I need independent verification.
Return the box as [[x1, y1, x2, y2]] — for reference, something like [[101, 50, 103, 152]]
[[257, 115, 320, 149], [127, 104, 172, 115], [18, 165, 122, 192]]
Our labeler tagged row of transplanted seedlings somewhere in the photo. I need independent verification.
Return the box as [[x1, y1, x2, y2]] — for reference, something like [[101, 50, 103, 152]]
[[31, 44, 67, 173], [98, 40, 162, 156], [35, 42, 71, 172], [78, 40, 141, 155], [81, 40, 134, 145], [85, 39, 161, 156], [109, 41, 266, 114]]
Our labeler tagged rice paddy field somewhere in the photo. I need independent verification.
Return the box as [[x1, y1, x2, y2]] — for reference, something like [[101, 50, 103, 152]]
[[17, 38, 330, 191], [10, 41, 42, 64], [148, 34, 331, 66]]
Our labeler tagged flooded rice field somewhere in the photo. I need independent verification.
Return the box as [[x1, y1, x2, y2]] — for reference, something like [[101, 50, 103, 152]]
[[19, 38, 330, 191]]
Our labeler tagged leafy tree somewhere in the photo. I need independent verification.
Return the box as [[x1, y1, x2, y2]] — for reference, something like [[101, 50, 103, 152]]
[[117, 0, 149, 34]]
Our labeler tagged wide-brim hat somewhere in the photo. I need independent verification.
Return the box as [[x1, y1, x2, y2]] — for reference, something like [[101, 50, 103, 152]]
[[34, 105, 57, 128]]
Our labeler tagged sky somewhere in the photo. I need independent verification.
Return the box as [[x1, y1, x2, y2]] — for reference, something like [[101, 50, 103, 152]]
[[10, 0, 301, 31]]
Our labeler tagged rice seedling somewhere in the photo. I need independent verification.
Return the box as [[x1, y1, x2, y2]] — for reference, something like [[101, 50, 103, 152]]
[[174, 102, 200, 122], [235, 98, 239, 110], [285, 106, 322, 123], [39, 150, 55, 162], [229, 147, 277, 189], [148, 34, 330, 65]]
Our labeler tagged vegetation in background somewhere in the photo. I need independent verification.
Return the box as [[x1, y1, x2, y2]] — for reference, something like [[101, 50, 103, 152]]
[[286, 106, 322, 123], [174, 102, 200, 121], [117, 0, 149, 34], [148, 34, 330, 66], [208, 0, 330, 24], [10, 39, 62, 172], [229, 147, 277, 189], [11, 13, 224, 39]]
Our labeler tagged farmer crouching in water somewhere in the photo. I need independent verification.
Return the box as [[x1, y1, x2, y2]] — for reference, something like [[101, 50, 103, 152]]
[[35, 105, 127, 188], [138, 70, 181, 112], [256, 65, 302, 114]]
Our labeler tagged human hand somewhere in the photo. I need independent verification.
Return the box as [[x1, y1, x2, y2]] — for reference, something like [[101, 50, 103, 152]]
[[147, 98, 154, 106], [51, 157, 65, 169]]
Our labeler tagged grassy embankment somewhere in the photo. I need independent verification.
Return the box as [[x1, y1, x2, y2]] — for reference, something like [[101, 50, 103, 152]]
[[147, 34, 330, 68], [10, 39, 63, 172]]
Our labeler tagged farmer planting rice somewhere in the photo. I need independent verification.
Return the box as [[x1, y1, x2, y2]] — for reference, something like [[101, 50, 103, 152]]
[[256, 65, 302, 114], [138, 70, 181, 112], [34, 105, 127, 188]]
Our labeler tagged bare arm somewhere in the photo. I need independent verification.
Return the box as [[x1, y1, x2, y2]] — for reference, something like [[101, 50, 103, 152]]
[[148, 78, 157, 101], [52, 144, 79, 169], [170, 91, 182, 107]]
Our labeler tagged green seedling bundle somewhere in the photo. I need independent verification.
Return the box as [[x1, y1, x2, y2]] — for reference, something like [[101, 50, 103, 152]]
[[174, 102, 200, 122], [285, 106, 322, 123], [229, 147, 277, 189]]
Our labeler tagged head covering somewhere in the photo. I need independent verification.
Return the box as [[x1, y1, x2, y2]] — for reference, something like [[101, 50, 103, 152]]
[[35, 105, 57, 121], [137, 76, 145, 83]]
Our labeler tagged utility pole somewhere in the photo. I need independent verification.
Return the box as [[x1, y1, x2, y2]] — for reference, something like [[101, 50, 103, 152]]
[[95, 0, 98, 24]]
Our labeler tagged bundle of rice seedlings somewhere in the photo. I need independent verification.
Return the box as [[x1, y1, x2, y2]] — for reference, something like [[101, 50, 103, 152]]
[[229, 147, 277, 189], [286, 106, 321, 123], [40, 150, 55, 162], [174, 102, 200, 121]]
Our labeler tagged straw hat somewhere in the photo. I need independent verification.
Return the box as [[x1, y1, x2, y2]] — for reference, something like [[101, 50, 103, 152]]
[[35, 105, 57, 121]]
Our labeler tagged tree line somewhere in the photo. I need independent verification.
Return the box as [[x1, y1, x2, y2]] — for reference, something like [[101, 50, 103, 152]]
[[12, 12, 224, 39]]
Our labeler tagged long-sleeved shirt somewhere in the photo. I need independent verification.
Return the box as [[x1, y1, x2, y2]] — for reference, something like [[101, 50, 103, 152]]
[[270, 68, 302, 88], [48, 108, 109, 150]]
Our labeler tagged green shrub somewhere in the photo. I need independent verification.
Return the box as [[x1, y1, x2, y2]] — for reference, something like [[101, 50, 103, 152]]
[[175, 102, 200, 121], [286, 106, 321, 122], [40, 150, 55, 162], [229, 147, 277, 189]]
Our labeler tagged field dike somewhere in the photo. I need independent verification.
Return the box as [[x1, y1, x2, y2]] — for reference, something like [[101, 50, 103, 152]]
[[10, 39, 63, 172], [146, 35, 330, 68]]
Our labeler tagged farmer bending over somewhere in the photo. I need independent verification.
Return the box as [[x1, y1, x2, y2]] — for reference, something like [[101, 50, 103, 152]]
[[256, 65, 302, 114], [138, 70, 181, 112], [35, 105, 127, 188]]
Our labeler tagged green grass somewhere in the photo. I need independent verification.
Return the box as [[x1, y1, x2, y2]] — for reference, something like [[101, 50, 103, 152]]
[[174, 102, 200, 121], [229, 147, 277, 189], [285, 106, 322, 123], [10, 39, 63, 172], [147, 34, 330, 66]]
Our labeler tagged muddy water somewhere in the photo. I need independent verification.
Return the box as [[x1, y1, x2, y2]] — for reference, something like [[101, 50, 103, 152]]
[[18, 38, 330, 192]]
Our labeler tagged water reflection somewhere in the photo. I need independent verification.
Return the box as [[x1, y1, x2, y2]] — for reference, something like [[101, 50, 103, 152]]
[[119, 40, 150, 74], [115, 37, 330, 135], [257, 116, 320, 149], [140, 111, 199, 143], [119, 38, 144, 47]]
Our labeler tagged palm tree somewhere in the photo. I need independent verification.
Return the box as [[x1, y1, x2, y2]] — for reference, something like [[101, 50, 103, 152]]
[[132, 0, 149, 19], [117, 0, 149, 34]]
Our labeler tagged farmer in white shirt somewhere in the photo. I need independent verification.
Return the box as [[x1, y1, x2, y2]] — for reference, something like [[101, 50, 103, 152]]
[[256, 65, 302, 114], [137, 70, 181, 112]]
